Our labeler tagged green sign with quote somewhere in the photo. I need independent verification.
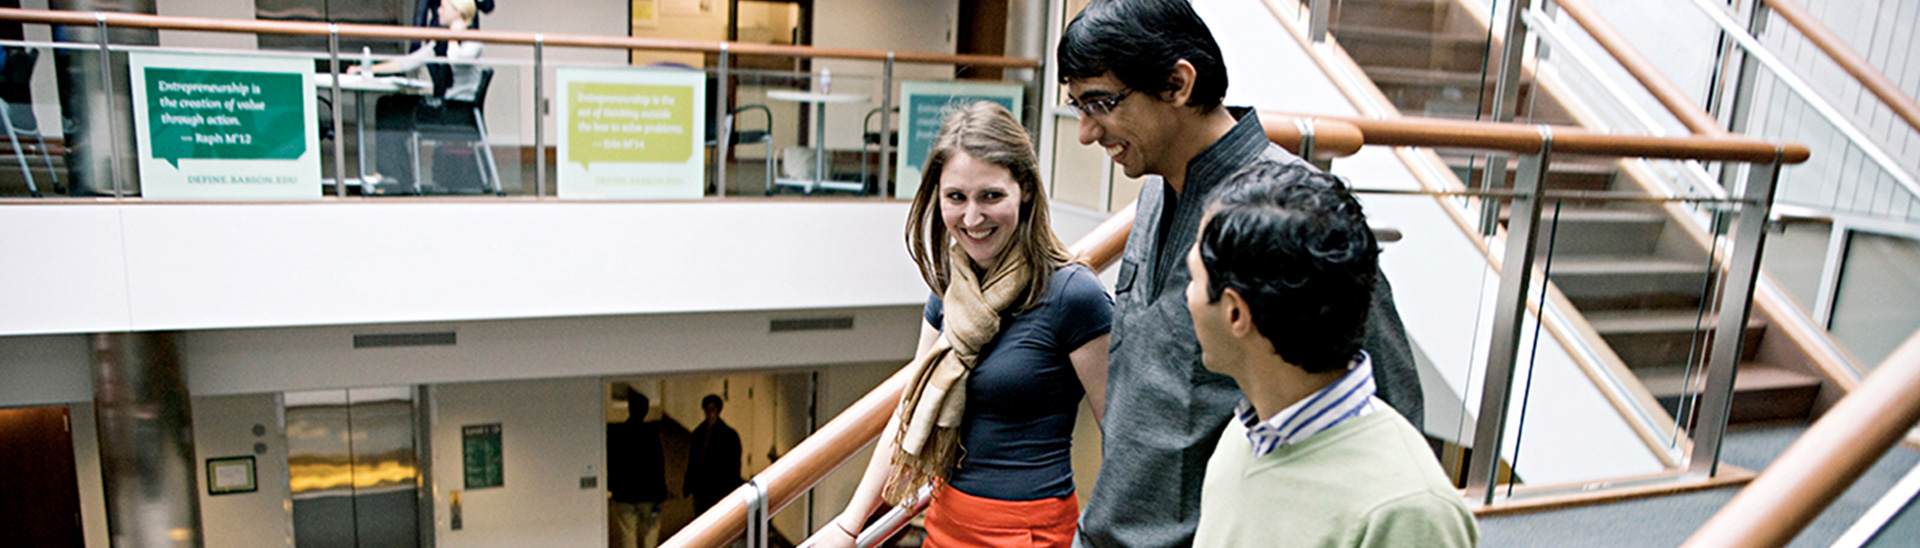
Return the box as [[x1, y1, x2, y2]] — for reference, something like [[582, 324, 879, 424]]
[[129, 52, 321, 200], [894, 81, 1025, 200]]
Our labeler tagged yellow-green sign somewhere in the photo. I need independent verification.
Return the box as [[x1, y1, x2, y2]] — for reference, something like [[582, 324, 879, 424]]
[[567, 82, 695, 165], [556, 67, 707, 199]]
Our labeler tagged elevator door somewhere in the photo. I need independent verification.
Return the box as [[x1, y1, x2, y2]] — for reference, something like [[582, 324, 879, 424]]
[[286, 387, 424, 548]]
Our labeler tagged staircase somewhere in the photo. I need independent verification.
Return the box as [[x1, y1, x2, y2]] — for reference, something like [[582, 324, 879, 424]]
[[1324, 0, 1827, 429]]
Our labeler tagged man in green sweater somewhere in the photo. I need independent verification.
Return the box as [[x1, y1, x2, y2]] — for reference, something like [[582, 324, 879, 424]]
[[1183, 164, 1477, 548]]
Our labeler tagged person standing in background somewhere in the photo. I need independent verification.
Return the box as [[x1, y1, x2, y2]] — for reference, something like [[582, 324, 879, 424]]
[[684, 394, 743, 514], [609, 386, 667, 548]]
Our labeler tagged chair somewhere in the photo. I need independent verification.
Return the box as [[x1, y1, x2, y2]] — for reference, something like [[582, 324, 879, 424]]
[[1, 47, 60, 197], [409, 67, 501, 195], [859, 106, 899, 195], [719, 104, 775, 195]]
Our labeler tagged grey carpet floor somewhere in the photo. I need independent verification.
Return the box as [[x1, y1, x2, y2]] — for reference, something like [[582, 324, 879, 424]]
[[1478, 423, 1920, 547]]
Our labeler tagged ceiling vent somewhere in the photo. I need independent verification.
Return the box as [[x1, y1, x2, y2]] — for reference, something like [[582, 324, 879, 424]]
[[353, 332, 457, 348], [769, 317, 855, 333]]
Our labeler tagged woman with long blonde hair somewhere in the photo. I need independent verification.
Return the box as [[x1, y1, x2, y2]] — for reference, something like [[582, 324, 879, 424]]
[[807, 101, 1112, 548]]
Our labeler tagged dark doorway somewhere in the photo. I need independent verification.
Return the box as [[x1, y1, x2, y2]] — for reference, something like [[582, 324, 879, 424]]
[[0, 405, 86, 548], [955, 0, 1008, 80]]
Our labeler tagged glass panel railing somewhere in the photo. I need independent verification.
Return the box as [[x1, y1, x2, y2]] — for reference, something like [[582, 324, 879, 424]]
[[1324, 0, 1500, 121], [0, 13, 1042, 203], [0, 42, 68, 199]]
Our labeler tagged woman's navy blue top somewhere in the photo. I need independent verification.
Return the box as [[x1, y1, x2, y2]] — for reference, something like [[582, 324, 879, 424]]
[[924, 264, 1112, 501]]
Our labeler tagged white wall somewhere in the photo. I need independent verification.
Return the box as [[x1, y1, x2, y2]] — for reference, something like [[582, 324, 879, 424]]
[[181, 305, 921, 396], [812, 0, 961, 151], [0, 201, 929, 337], [803, 359, 900, 535], [193, 393, 294, 548], [0, 334, 91, 407], [429, 377, 606, 548], [157, 0, 258, 50]]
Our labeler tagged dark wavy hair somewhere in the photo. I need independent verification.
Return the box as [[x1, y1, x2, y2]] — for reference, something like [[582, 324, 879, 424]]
[[1198, 164, 1378, 373], [1057, 0, 1228, 112]]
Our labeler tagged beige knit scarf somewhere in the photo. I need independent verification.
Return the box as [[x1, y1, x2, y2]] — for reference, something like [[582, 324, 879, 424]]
[[881, 241, 1030, 505]]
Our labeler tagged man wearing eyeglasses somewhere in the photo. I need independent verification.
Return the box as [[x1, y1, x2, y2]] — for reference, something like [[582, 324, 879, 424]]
[[1057, 2, 1425, 548]]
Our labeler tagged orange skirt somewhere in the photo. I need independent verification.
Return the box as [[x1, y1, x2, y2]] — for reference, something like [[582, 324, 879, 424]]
[[922, 485, 1079, 548]]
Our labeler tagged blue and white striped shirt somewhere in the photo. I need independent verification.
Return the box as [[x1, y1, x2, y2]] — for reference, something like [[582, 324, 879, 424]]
[[1234, 352, 1379, 458]]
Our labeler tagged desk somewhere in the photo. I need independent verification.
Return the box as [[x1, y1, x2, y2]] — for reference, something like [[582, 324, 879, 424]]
[[766, 90, 869, 194], [313, 73, 429, 193]]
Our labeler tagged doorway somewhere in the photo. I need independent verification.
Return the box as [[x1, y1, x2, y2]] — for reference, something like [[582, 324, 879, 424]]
[[0, 405, 85, 548], [286, 386, 431, 548]]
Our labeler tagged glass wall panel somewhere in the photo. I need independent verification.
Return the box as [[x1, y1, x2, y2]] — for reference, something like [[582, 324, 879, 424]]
[[1830, 232, 1920, 369]]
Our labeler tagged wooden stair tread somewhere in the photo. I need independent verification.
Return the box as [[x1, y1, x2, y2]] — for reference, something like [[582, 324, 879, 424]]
[[1443, 155, 1618, 174], [1360, 66, 1486, 87], [1499, 207, 1667, 223], [1584, 309, 1765, 334], [1636, 364, 1820, 397], [1550, 256, 1709, 275], [1332, 25, 1489, 46]]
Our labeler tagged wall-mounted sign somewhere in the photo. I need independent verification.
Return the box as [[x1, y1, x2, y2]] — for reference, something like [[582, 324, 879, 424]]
[[462, 423, 504, 489], [556, 66, 707, 200], [206, 456, 257, 495], [129, 52, 321, 200], [894, 81, 1025, 200]]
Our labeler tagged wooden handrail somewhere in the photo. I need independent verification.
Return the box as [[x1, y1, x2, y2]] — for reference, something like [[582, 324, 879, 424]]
[[659, 206, 1134, 548], [1761, 0, 1920, 139], [660, 114, 1806, 547], [1266, 110, 1809, 164], [1554, 0, 1729, 136], [1682, 328, 1920, 548], [0, 8, 1039, 68], [1260, 116, 1365, 159]]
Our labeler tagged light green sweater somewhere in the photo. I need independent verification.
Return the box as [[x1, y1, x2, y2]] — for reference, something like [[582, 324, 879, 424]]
[[1193, 405, 1478, 548]]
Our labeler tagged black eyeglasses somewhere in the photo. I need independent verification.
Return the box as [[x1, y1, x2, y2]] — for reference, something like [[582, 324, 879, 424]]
[[1066, 89, 1133, 117]]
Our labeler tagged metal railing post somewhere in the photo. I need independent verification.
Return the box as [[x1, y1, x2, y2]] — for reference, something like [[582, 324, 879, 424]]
[[1689, 155, 1783, 477], [714, 43, 729, 198], [1479, 0, 1535, 236], [1715, 1, 1767, 204], [744, 478, 769, 548], [534, 34, 546, 197], [878, 52, 893, 198], [328, 24, 346, 198], [1308, 0, 1331, 43], [1465, 127, 1553, 503], [95, 14, 123, 198]]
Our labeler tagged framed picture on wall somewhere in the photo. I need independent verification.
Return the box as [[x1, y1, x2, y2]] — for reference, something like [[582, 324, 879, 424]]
[[633, 0, 660, 29], [207, 456, 257, 495]]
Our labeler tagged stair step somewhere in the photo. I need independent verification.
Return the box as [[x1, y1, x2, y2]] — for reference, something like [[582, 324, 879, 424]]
[[1449, 155, 1616, 192], [1500, 208, 1667, 256], [1587, 308, 1769, 370], [1550, 256, 1708, 275], [1641, 364, 1821, 424], [1334, 26, 1489, 73], [1585, 309, 1763, 335], [1548, 256, 1713, 304], [1361, 66, 1486, 88], [1330, 0, 1474, 35]]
